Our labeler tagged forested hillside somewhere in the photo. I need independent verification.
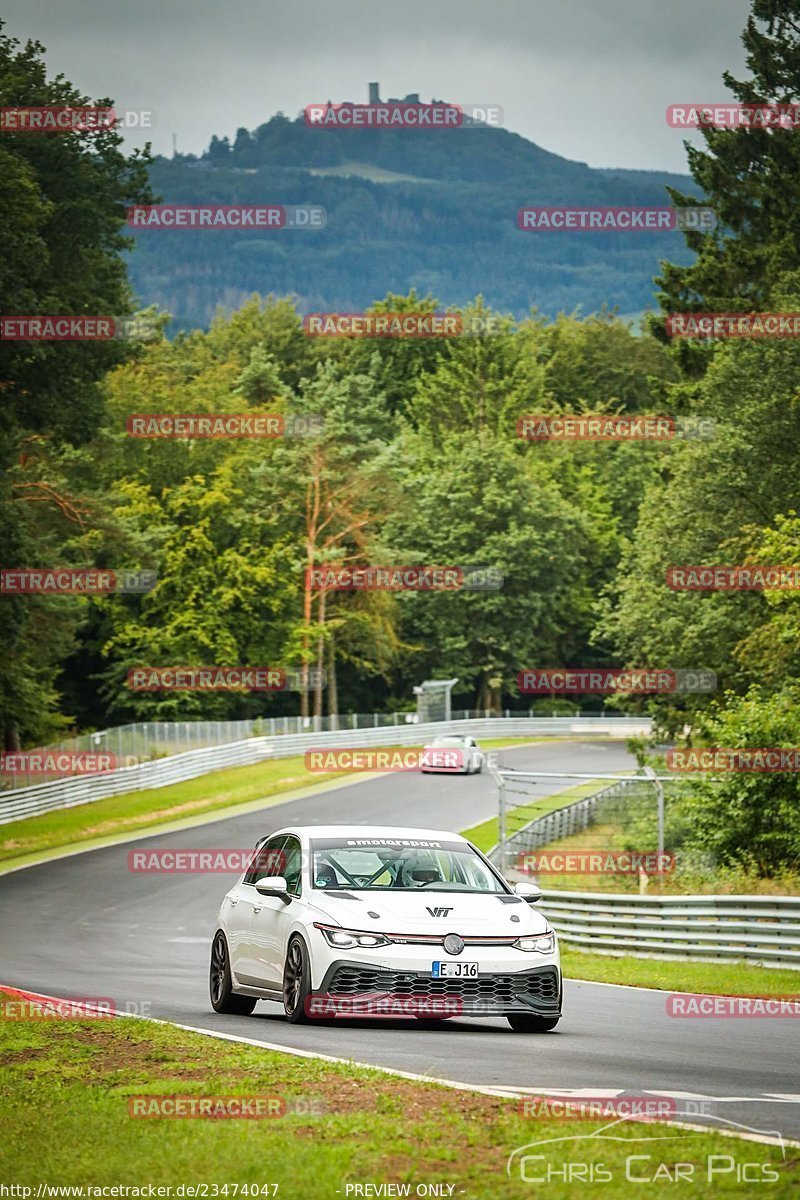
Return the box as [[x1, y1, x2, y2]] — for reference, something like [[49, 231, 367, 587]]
[[3, 0, 800, 873], [127, 116, 700, 328]]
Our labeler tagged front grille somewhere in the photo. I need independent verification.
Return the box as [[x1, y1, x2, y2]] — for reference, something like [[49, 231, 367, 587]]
[[326, 964, 560, 1014]]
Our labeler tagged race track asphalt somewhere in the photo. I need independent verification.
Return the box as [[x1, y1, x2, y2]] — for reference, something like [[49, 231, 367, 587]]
[[1, 739, 798, 1144]]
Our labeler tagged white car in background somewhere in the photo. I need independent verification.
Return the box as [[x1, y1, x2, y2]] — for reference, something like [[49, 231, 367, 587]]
[[210, 825, 561, 1032], [419, 735, 485, 774]]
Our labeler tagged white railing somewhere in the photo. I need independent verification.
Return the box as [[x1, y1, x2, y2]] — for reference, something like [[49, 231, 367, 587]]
[[0, 738, 273, 826], [1, 709, 642, 788], [0, 715, 650, 826]]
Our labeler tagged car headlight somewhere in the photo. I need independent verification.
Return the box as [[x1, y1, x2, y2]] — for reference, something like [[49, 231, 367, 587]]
[[314, 923, 390, 949], [513, 932, 556, 954]]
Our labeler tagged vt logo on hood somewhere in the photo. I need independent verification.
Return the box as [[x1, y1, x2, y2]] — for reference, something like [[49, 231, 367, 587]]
[[426, 906, 453, 918]]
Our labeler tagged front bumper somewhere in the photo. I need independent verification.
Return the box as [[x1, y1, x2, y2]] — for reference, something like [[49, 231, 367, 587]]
[[313, 958, 561, 1018]]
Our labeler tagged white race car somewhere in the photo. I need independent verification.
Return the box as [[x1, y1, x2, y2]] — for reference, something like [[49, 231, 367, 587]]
[[419, 735, 484, 774], [210, 825, 561, 1032]]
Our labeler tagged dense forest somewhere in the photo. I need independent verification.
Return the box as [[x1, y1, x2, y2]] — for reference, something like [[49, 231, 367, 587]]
[[2, 1, 800, 870]]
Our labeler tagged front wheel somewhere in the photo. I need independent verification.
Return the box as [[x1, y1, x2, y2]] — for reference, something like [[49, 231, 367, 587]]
[[209, 932, 256, 1015], [283, 936, 313, 1024], [507, 1013, 560, 1032]]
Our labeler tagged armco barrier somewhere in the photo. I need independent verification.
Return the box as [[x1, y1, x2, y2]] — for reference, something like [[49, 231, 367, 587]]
[[0, 716, 649, 826], [488, 774, 800, 970], [538, 891, 800, 970]]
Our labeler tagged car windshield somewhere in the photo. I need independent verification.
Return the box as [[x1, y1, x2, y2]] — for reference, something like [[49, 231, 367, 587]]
[[430, 737, 468, 747], [310, 836, 506, 893]]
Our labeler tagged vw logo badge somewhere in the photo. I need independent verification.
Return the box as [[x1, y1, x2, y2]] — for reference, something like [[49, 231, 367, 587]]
[[443, 933, 464, 956]]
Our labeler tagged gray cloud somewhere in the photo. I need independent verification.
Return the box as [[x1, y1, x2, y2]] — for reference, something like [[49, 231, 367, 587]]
[[3, 0, 752, 170]]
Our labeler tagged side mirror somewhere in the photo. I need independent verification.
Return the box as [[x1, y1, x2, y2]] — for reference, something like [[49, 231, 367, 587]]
[[255, 875, 289, 898], [514, 880, 543, 903]]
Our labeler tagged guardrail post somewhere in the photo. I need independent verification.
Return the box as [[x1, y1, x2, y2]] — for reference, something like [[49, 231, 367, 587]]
[[498, 773, 507, 876], [644, 766, 665, 856]]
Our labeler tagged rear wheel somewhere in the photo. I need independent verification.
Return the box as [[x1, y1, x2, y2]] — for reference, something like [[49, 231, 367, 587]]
[[507, 1013, 560, 1032], [283, 936, 312, 1024], [209, 931, 256, 1015]]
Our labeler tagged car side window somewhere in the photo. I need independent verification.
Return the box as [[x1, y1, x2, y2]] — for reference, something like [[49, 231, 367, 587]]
[[243, 835, 287, 886], [282, 836, 303, 897]]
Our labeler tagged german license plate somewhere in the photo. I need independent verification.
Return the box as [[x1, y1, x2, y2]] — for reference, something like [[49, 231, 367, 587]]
[[432, 961, 479, 978]]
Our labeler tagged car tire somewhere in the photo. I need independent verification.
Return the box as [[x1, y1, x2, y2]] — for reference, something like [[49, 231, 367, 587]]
[[507, 1013, 560, 1032], [283, 935, 313, 1024], [209, 931, 257, 1015]]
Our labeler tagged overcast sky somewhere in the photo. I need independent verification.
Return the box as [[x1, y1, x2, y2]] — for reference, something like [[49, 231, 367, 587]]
[[3, 0, 752, 172]]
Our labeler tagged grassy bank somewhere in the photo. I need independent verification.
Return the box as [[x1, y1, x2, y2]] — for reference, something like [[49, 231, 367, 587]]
[[527, 822, 800, 896], [0, 1007, 795, 1196], [561, 946, 800, 995], [462, 779, 610, 853]]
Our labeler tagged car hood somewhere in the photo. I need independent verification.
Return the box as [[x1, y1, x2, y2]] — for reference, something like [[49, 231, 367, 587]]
[[308, 889, 551, 936]]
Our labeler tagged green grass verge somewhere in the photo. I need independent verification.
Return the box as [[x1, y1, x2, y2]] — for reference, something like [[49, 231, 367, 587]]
[[0, 736, 558, 870], [561, 946, 800, 995], [462, 779, 609, 853], [0, 1009, 795, 1195]]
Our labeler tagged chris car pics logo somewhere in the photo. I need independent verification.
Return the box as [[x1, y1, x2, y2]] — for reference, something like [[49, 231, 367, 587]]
[[506, 1114, 784, 1184]]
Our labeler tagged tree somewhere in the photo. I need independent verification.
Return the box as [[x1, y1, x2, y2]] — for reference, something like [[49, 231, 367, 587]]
[[657, 1, 800, 337], [384, 432, 615, 710], [270, 360, 400, 718], [0, 25, 152, 748], [598, 277, 800, 732], [669, 686, 800, 874]]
